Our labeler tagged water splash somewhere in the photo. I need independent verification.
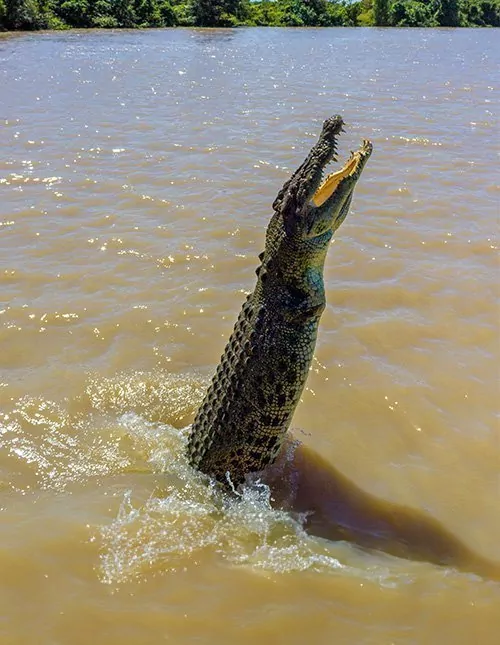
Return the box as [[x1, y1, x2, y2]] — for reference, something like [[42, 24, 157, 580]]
[[98, 414, 348, 585], [0, 395, 130, 491], [0, 370, 422, 587]]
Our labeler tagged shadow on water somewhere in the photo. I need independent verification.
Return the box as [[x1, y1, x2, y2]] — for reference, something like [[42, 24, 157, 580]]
[[263, 441, 500, 581]]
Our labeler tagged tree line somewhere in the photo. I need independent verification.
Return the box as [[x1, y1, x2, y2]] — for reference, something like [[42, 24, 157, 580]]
[[1, 0, 498, 31]]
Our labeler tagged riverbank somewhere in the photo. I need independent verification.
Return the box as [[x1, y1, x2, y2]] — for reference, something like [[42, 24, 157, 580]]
[[1, 0, 499, 31]]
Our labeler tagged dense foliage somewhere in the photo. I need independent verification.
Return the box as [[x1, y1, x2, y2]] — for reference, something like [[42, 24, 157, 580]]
[[0, 0, 498, 30]]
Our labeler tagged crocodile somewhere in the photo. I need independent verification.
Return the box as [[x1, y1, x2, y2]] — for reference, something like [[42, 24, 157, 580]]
[[187, 115, 372, 488]]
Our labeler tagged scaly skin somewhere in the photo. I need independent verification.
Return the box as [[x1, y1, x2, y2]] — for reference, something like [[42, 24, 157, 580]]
[[187, 116, 372, 487]]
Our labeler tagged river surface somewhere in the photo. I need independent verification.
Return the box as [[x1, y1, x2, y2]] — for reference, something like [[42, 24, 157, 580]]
[[0, 27, 499, 644]]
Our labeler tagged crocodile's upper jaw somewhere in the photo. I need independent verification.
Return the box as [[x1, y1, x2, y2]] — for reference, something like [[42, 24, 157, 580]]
[[273, 116, 372, 239], [312, 140, 372, 207]]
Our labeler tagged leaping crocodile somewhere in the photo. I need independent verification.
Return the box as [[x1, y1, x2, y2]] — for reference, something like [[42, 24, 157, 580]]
[[187, 115, 372, 487]]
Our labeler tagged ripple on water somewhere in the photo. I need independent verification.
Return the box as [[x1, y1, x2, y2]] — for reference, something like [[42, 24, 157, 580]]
[[0, 371, 426, 589], [98, 412, 422, 588]]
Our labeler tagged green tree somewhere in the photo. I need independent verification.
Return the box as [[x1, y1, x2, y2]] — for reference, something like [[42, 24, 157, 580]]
[[248, 0, 282, 24], [4, 0, 50, 28], [279, 0, 333, 26], [344, 0, 364, 24], [190, 0, 247, 26], [134, 0, 162, 25], [460, 0, 500, 25], [158, 0, 176, 24], [326, 0, 357, 25], [436, 0, 459, 24], [390, 0, 437, 25], [373, 0, 389, 24], [2, 0, 500, 33], [56, 0, 91, 26], [479, 0, 500, 23], [355, 0, 373, 24], [0, 0, 7, 26], [107, 0, 135, 26], [169, 0, 192, 24]]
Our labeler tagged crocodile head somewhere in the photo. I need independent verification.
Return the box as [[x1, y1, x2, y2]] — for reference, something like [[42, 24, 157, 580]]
[[272, 115, 372, 239]]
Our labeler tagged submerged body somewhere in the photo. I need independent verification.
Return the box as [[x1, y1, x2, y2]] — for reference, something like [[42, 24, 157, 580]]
[[187, 116, 372, 486]]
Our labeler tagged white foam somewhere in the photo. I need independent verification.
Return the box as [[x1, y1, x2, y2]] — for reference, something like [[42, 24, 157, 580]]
[[1, 371, 421, 587]]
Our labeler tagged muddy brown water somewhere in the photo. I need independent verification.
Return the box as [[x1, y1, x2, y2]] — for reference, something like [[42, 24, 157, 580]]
[[0, 27, 499, 644]]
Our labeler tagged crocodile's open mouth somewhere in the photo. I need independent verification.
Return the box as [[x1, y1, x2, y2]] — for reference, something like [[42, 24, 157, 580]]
[[312, 139, 372, 207]]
